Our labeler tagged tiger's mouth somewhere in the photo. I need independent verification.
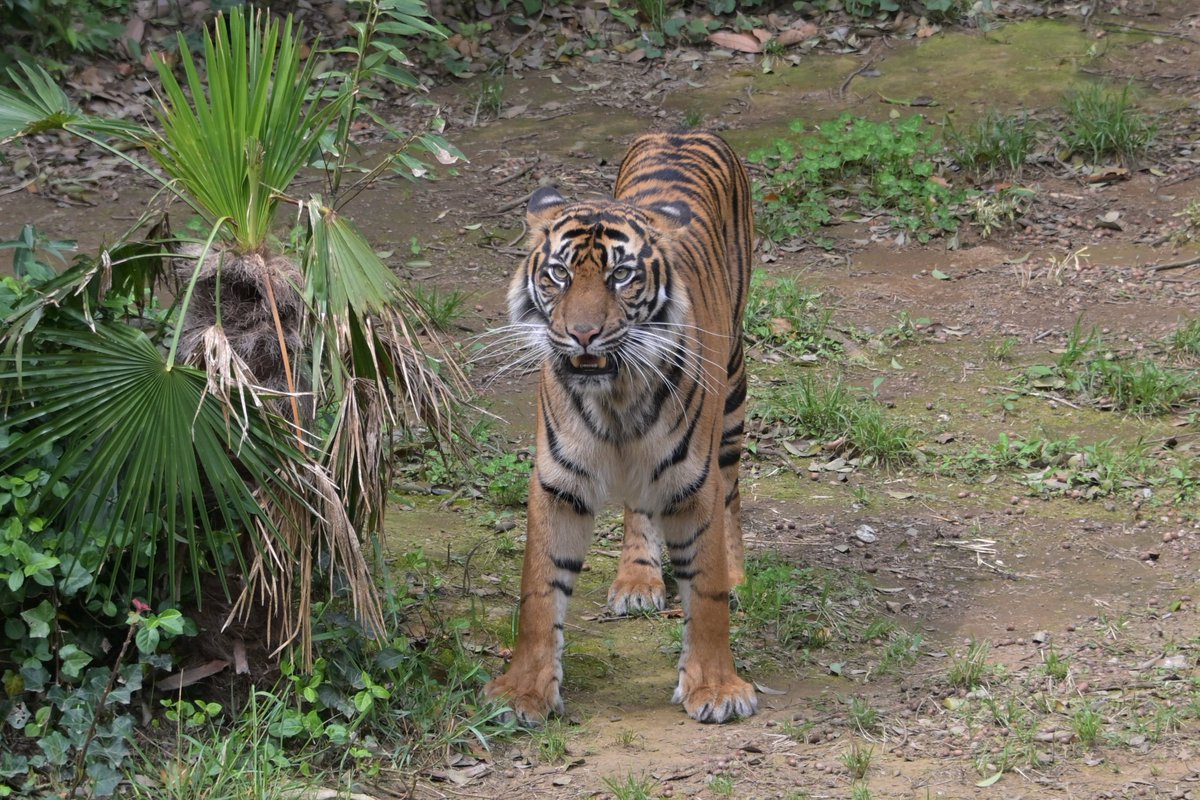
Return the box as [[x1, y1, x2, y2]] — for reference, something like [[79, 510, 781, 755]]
[[564, 354, 617, 376]]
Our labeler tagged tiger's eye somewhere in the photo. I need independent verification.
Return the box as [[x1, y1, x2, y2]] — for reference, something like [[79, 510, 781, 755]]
[[611, 266, 634, 284], [548, 264, 570, 283]]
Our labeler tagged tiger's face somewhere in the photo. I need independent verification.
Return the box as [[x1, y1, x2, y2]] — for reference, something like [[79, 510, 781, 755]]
[[508, 187, 691, 388]]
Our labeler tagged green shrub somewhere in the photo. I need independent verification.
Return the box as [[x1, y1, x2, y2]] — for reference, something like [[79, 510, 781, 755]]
[[0, 238, 199, 798]]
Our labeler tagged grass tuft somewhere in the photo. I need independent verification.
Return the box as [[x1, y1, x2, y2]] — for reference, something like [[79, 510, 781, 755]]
[[754, 376, 916, 467], [841, 742, 873, 780], [744, 271, 838, 357], [945, 110, 1038, 179], [948, 639, 993, 690], [1170, 317, 1200, 359], [1061, 83, 1157, 166], [602, 772, 657, 800]]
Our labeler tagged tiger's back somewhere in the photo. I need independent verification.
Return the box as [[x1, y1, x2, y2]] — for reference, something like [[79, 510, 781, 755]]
[[615, 131, 753, 590], [485, 130, 758, 725]]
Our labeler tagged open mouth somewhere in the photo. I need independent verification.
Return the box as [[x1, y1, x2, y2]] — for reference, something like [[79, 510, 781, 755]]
[[565, 354, 617, 376]]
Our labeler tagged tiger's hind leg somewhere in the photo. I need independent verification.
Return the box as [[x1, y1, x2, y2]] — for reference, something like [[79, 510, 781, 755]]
[[484, 473, 595, 726], [607, 507, 667, 615]]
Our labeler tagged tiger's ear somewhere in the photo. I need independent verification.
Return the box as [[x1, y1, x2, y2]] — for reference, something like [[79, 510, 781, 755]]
[[645, 200, 692, 232], [527, 186, 568, 229]]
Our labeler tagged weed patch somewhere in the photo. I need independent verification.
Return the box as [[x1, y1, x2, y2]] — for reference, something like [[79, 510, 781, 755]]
[[734, 554, 891, 668], [1019, 322, 1198, 414], [940, 432, 1178, 500], [402, 436, 533, 509], [752, 376, 917, 468], [749, 114, 965, 246], [1171, 317, 1200, 359], [744, 271, 839, 357]]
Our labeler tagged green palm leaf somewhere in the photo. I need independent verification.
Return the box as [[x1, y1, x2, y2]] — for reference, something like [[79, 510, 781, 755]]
[[0, 63, 150, 147], [0, 321, 303, 601], [150, 9, 346, 251]]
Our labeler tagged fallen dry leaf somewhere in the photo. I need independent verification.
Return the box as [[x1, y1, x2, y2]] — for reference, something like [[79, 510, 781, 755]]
[[708, 30, 762, 53], [777, 22, 819, 47]]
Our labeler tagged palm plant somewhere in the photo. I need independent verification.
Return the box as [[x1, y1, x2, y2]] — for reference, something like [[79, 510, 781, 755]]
[[0, 2, 465, 665]]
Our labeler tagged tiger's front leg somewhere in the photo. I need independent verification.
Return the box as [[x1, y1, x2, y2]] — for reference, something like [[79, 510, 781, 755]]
[[483, 470, 594, 726], [662, 482, 758, 724]]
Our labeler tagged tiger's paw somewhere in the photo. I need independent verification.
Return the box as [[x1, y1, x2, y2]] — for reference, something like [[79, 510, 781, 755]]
[[483, 670, 563, 728], [672, 674, 758, 724], [607, 575, 667, 615]]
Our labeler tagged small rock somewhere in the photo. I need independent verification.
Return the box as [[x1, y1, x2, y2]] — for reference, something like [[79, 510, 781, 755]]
[[853, 524, 878, 544]]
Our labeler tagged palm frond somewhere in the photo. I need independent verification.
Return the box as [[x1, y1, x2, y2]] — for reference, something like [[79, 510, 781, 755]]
[[0, 63, 150, 147], [301, 199, 470, 537], [0, 63, 76, 143], [0, 321, 306, 603], [150, 9, 346, 251]]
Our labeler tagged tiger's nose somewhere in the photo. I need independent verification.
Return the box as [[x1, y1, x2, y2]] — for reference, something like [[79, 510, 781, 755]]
[[569, 324, 600, 348]]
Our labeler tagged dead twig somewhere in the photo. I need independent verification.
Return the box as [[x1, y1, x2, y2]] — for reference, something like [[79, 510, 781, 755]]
[[840, 44, 881, 97], [990, 385, 1084, 410], [1094, 18, 1199, 43], [496, 158, 538, 187], [1146, 254, 1200, 273]]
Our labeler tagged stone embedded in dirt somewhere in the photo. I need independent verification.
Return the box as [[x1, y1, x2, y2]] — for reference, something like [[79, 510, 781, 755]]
[[1159, 654, 1189, 671], [853, 524, 878, 544], [1032, 630, 1051, 644]]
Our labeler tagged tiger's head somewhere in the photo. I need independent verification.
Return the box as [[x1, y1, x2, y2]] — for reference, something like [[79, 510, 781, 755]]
[[507, 186, 692, 388]]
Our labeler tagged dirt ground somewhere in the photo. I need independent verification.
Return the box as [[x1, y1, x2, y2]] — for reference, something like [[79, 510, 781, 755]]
[[3, 2, 1199, 799]]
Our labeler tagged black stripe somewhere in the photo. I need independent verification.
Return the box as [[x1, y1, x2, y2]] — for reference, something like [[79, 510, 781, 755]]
[[664, 451, 711, 516], [724, 377, 747, 415], [633, 557, 659, 568], [539, 478, 593, 516], [718, 448, 741, 468], [550, 579, 574, 597], [543, 411, 589, 476], [667, 521, 709, 553], [720, 421, 744, 445], [552, 556, 584, 573], [652, 407, 701, 480]]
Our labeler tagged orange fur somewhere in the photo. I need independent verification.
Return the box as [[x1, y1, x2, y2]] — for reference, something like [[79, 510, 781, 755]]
[[484, 131, 755, 724]]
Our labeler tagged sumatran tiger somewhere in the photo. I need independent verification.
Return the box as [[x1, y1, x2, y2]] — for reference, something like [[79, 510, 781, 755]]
[[484, 131, 756, 725]]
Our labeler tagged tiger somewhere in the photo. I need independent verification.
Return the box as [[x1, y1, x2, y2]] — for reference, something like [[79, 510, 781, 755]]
[[483, 130, 757, 725]]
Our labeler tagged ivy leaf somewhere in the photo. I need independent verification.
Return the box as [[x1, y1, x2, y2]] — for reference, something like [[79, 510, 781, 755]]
[[58, 644, 92, 679], [58, 556, 94, 596], [153, 608, 186, 635], [931, 269, 951, 280], [37, 730, 70, 766], [20, 599, 55, 638]]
